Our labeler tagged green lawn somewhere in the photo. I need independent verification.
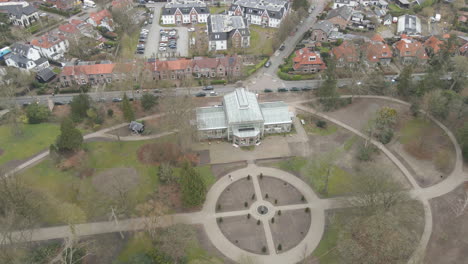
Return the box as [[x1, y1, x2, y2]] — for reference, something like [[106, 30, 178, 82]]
[[119, 31, 139, 59], [275, 157, 352, 197], [297, 114, 339, 136], [117, 233, 154, 263], [245, 25, 275, 56], [209, 6, 226, 14], [399, 118, 431, 144], [19, 136, 215, 225], [0, 123, 60, 166], [312, 217, 340, 264]]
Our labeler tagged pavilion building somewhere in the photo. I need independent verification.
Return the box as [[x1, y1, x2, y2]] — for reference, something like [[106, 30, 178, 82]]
[[196, 88, 293, 146]]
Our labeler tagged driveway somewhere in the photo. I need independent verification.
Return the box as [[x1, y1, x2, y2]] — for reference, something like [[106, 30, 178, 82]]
[[144, 3, 189, 58]]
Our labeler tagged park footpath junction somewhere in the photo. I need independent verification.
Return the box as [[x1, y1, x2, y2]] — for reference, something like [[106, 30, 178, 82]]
[[196, 88, 293, 146]]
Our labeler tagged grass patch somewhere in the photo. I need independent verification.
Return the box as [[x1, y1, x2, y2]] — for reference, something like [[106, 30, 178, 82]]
[[0, 123, 60, 166], [240, 145, 255, 151], [312, 219, 340, 264], [343, 136, 358, 151], [209, 6, 226, 14], [117, 233, 154, 262], [276, 156, 308, 173], [399, 118, 431, 145], [298, 114, 338, 136], [118, 31, 139, 59], [245, 25, 275, 56]]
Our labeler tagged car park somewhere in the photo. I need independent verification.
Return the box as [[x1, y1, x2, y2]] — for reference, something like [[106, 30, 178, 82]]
[[202, 85, 214, 90], [195, 92, 206, 97], [277, 88, 288, 92], [264, 88, 273, 93], [290, 87, 301, 92]]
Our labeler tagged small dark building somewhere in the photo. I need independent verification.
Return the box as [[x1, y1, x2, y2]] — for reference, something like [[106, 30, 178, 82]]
[[36, 68, 56, 83]]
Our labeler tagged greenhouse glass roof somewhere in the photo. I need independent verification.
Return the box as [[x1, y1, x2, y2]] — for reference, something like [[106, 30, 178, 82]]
[[196, 106, 227, 130], [223, 88, 264, 124]]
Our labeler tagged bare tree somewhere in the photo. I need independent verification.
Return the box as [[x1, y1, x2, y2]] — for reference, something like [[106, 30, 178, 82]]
[[445, 183, 468, 217]]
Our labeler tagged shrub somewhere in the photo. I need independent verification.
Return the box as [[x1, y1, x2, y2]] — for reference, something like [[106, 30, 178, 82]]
[[357, 143, 377, 161], [25, 103, 50, 124], [305, 207, 310, 213], [265, 193, 269, 199], [274, 199, 278, 204], [377, 129, 394, 144], [262, 246, 267, 253], [271, 217, 275, 223], [277, 244, 282, 251], [210, 79, 226, 85], [315, 120, 327, 128], [251, 193, 255, 200], [278, 210, 281, 216], [244, 202, 248, 207], [107, 109, 114, 117], [257, 220, 261, 225], [141, 93, 158, 111]]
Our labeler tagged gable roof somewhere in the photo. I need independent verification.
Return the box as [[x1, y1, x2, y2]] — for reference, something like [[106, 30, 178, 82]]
[[394, 37, 428, 59], [326, 6, 352, 21], [89, 9, 112, 25], [223, 88, 264, 124], [61, 62, 116, 76], [0, 3, 37, 18], [312, 20, 334, 35], [371, 33, 385, 43], [58, 23, 79, 34], [154, 58, 191, 71], [332, 41, 359, 63], [424, 35, 443, 54], [36, 67, 56, 82], [31, 33, 67, 49], [366, 42, 392, 62], [293, 48, 327, 70]]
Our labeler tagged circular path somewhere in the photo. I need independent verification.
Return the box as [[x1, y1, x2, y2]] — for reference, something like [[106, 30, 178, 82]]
[[202, 164, 325, 264]]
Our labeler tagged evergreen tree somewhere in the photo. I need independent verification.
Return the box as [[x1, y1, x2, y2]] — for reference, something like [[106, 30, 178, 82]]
[[141, 93, 158, 111], [55, 118, 83, 152], [396, 66, 413, 98], [25, 103, 50, 124], [317, 58, 339, 111], [122, 93, 135, 122], [70, 94, 91, 122], [180, 161, 206, 207]]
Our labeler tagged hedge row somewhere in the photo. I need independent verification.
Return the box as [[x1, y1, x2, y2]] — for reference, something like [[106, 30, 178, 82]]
[[39, 5, 81, 18], [247, 57, 268, 76], [210, 79, 226, 85]]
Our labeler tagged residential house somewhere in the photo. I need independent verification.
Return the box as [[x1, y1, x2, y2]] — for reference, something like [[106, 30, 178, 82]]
[[161, 0, 209, 25], [0, 1, 39, 27], [111, 0, 133, 11], [424, 35, 444, 55], [331, 41, 360, 67], [311, 20, 335, 42], [207, 15, 250, 51], [59, 60, 116, 86], [30, 33, 69, 61], [191, 55, 243, 78], [4, 43, 49, 71], [395, 0, 412, 8], [292, 48, 327, 73], [332, 0, 358, 9], [228, 0, 289, 28], [70, 19, 100, 39], [382, 14, 392, 25], [326, 6, 353, 29], [393, 35, 428, 64], [397, 14, 421, 35], [87, 9, 113, 31], [150, 58, 192, 80], [365, 34, 392, 66], [36, 67, 56, 83], [45, 0, 81, 11], [459, 42, 468, 56]]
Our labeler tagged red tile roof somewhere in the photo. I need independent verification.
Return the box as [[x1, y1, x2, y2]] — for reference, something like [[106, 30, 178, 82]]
[[154, 58, 192, 71], [70, 19, 85, 26], [460, 42, 468, 55], [58, 23, 79, 34], [424, 36, 443, 54], [293, 48, 326, 71], [366, 42, 392, 62], [394, 37, 428, 60], [332, 41, 359, 63], [31, 33, 67, 49], [371, 33, 384, 43], [112, 0, 132, 9], [89, 9, 112, 25], [61, 63, 116, 76]]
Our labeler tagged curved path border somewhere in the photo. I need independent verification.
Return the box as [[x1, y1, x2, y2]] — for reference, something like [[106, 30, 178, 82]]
[[202, 164, 324, 264]]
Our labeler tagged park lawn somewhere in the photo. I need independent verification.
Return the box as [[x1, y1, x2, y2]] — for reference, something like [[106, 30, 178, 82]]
[[117, 233, 154, 263], [0, 123, 60, 166], [276, 156, 308, 173], [312, 220, 340, 264], [398, 118, 431, 145], [297, 114, 338, 136], [245, 25, 275, 56]]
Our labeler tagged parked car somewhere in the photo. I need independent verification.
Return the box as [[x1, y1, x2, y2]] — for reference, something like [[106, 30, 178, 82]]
[[209, 91, 217, 96], [112, 98, 123, 102], [277, 88, 288, 92], [264, 61, 271, 68], [195, 92, 206, 97], [53, 101, 64, 105], [290, 87, 301, 92], [301, 86, 312, 91], [202, 85, 214, 90], [188, 27, 195, 32], [279, 45, 286, 51], [160, 43, 167, 47], [264, 88, 273, 93], [159, 47, 166, 51], [153, 89, 162, 93]]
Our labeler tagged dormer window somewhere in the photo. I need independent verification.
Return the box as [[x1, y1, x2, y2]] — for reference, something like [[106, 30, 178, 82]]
[[309, 56, 316, 61]]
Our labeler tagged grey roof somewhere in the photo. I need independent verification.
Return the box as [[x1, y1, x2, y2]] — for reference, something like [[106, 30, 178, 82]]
[[312, 20, 334, 35], [334, 0, 356, 4], [35, 57, 48, 66], [223, 88, 264, 124], [162, 6, 209, 15], [11, 43, 33, 56], [397, 14, 421, 34], [36, 67, 56, 82], [0, 3, 37, 19], [233, 127, 260, 138], [196, 106, 227, 130], [259, 102, 292, 125], [208, 15, 249, 40], [231, 0, 288, 12], [326, 6, 353, 21], [6, 53, 29, 68], [397, 0, 410, 4]]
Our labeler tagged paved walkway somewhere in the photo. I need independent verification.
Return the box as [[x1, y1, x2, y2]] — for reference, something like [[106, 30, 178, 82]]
[[2, 96, 467, 264]]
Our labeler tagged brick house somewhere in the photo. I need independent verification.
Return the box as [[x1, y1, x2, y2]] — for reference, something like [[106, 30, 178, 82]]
[[292, 48, 327, 73], [311, 20, 335, 42], [424, 35, 444, 56], [87, 9, 113, 31], [331, 41, 359, 67], [326, 6, 353, 29], [364, 34, 392, 66], [393, 36, 428, 64]]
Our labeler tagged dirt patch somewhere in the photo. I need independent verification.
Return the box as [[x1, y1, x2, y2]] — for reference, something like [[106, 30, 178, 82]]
[[137, 142, 198, 166], [155, 183, 183, 212], [259, 176, 306, 206], [193, 224, 237, 264], [216, 178, 256, 212], [52, 105, 71, 119], [425, 183, 468, 264], [219, 215, 268, 255], [0, 148, 3, 156], [57, 150, 87, 171], [92, 168, 139, 198], [270, 209, 311, 252]]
